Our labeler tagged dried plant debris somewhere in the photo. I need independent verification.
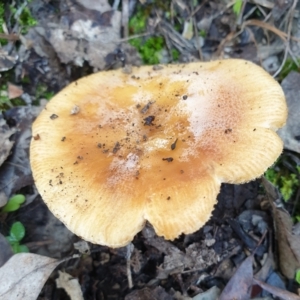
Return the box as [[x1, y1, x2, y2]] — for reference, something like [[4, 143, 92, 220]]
[[263, 178, 300, 279], [219, 255, 253, 300], [0, 233, 13, 268], [143, 225, 219, 280], [7, 83, 23, 100], [23, 0, 121, 70], [56, 271, 84, 300], [278, 71, 300, 154], [0, 114, 16, 167], [0, 48, 18, 72], [124, 286, 172, 300], [0, 106, 42, 199], [254, 278, 300, 300], [0, 253, 61, 300]]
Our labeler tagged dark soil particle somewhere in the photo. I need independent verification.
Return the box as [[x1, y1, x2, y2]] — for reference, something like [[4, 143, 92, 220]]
[[162, 157, 173, 162], [50, 114, 58, 120]]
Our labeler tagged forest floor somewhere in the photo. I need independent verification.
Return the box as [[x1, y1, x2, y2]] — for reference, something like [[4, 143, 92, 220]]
[[1, 0, 300, 299]]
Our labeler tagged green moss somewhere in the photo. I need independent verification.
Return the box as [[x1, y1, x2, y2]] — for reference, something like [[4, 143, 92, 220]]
[[0, 84, 13, 110], [265, 163, 300, 202], [199, 29, 207, 38], [130, 36, 165, 65], [0, 1, 37, 45], [128, 4, 177, 64], [35, 84, 55, 101], [0, 3, 7, 45], [10, 3, 37, 34], [171, 48, 180, 61]]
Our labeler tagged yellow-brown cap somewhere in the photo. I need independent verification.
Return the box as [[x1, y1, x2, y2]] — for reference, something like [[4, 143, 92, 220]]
[[30, 59, 287, 247]]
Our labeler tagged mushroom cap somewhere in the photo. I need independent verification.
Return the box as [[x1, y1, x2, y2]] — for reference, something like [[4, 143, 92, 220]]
[[30, 59, 287, 247]]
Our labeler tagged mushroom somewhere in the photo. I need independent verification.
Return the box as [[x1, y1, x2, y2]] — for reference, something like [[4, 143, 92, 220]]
[[30, 59, 287, 247]]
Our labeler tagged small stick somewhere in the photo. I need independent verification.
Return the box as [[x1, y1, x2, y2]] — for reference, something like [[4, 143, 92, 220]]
[[126, 243, 134, 289]]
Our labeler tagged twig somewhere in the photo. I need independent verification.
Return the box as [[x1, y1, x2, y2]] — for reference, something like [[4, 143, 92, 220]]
[[0, 33, 19, 41], [122, 0, 129, 39], [126, 243, 134, 289], [273, 0, 298, 78], [118, 32, 151, 42]]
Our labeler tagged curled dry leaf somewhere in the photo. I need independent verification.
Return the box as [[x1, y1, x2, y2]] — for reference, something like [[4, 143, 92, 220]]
[[30, 59, 287, 247]]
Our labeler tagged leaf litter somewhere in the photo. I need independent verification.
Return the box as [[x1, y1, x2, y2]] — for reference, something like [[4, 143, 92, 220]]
[[0, 0, 300, 299], [0, 253, 61, 300]]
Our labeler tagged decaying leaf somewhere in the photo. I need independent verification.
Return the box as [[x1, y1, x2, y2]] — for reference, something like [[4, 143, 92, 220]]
[[56, 271, 84, 300], [219, 255, 253, 300], [278, 71, 300, 154], [143, 225, 219, 279], [192, 286, 221, 300], [24, 0, 121, 70], [0, 253, 61, 300], [124, 286, 173, 300], [0, 233, 13, 268], [0, 115, 16, 167], [7, 83, 24, 100], [263, 178, 300, 279], [0, 48, 18, 72], [253, 278, 300, 300], [0, 106, 42, 199]]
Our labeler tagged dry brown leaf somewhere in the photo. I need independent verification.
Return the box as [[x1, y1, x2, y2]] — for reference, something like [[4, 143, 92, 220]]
[[263, 178, 300, 279], [7, 83, 23, 99]]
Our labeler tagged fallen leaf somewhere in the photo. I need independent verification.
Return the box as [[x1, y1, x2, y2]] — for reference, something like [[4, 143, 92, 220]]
[[0, 253, 61, 300], [75, 0, 111, 12], [192, 286, 221, 300], [0, 233, 13, 268], [56, 271, 84, 300], [143, 225, 219, 279], [253, 278, 300, 300], [278, 71, 300, 154], [263, 178, 300, 279], [0, 48, 18, 72], [0, 114, 16, 167], [124, 286, 173, 300], [219, 256, 253, 300], [25, 1, 121, 70], [0, 106, 42, 199], [7, 83, 23, 99]]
